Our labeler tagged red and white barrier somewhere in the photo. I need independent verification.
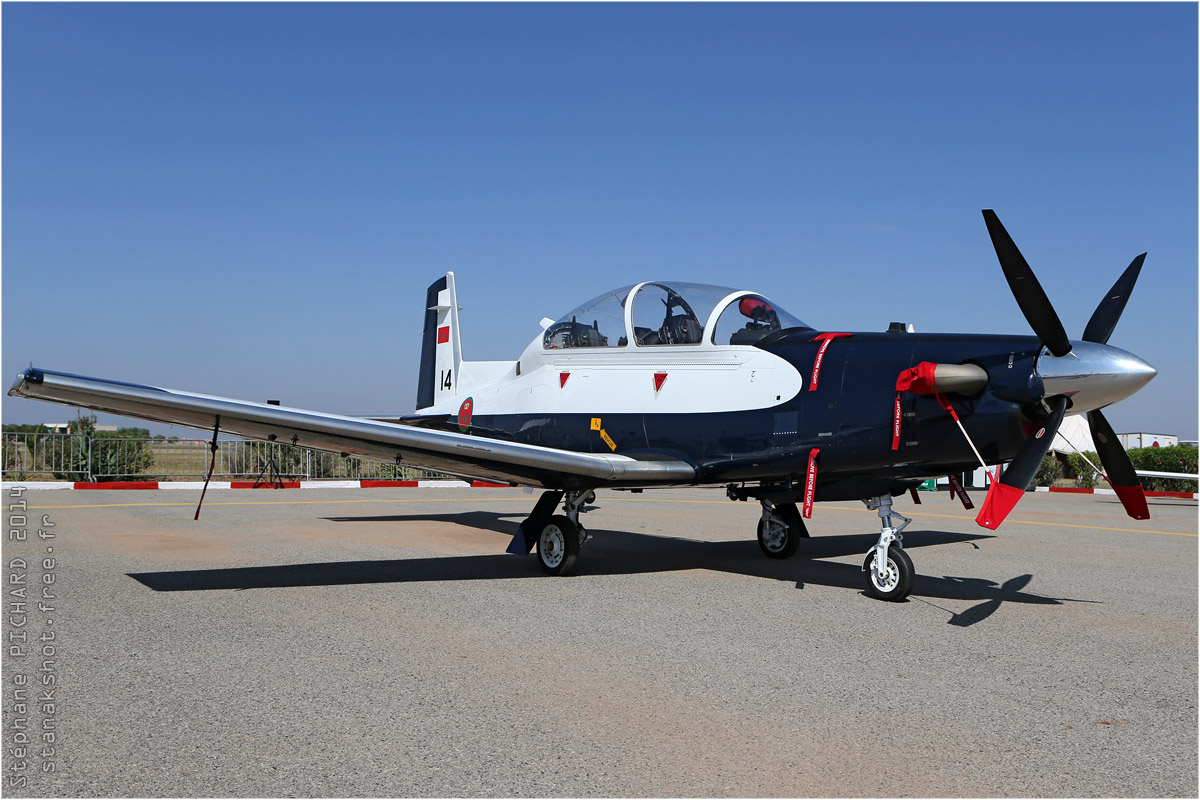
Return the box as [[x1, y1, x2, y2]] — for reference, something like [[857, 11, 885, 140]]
[[1035, 486, 1197, 499], [4, 481, 1194, 499], [2, 479, 513, 491]]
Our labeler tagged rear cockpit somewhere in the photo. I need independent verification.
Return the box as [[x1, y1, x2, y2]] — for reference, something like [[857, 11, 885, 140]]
[[542, 281, 811, 350]]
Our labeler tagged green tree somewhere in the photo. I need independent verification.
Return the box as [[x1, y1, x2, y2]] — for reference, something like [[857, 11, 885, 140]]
[[1059, 446, 1197, 493], [40, 413, 156, 481], [1, 424, 50, 434], [1064, 451, 1100, 489], [90, 426, 156, 480], [1034, 453, 1064, 487], [1126, 446, 1199, 492]]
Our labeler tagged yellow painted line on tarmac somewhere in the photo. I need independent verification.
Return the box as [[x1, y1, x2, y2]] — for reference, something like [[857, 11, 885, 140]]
[[902, 509, 1198, 538], [607, 497, 1199, 538], [24, 493, 1196, 538]]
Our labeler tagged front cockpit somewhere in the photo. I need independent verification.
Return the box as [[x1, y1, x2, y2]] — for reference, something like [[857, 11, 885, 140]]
[[542, 281, 810, 350]]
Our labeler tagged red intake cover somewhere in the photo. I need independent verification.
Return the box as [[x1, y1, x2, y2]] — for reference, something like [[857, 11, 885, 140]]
[[895, 361, 940, 395]]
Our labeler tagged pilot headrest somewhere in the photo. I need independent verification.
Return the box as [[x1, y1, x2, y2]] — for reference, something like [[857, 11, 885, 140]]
[[739, 297, 772, 320]]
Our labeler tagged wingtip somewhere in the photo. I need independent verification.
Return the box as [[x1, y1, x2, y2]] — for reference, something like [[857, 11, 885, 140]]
[[8, 374, 27, 397], [8, 366, 42, 397]]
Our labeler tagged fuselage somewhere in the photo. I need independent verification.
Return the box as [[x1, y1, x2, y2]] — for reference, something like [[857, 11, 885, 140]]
[[412, 329, 1045, 498], [410, 279, 1155, 498]]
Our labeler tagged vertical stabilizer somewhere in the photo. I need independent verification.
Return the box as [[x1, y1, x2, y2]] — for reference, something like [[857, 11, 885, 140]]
[[416, 273, 463, 410]]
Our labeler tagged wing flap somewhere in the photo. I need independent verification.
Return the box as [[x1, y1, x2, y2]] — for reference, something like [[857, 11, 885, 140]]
[[7, 367, 696, 488]]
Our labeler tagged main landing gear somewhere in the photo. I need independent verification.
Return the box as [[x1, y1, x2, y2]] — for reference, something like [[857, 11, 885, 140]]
[[756, 499, 808, 559], [861, 494, 915, 601], [726, 484, 810, 560], [519, 486, 916, 602], [519, 490, 595, 577]]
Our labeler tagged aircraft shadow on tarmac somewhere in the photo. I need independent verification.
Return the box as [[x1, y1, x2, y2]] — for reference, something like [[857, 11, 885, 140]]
[[127, 510, 1094, 626], [321, 510, 526, 535]]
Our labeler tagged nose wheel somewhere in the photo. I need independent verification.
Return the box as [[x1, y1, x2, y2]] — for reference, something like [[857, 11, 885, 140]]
[[863, 543, 914, 600], [861, 494, 916, 602]]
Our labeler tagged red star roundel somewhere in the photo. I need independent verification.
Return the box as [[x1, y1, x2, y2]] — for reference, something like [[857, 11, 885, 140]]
[[458, 397, 474, 432]]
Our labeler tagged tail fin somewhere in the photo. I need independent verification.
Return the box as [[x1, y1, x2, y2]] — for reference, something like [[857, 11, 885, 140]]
[[416, 272, 463, 410]]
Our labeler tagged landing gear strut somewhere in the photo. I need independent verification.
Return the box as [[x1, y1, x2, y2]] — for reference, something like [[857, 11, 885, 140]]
[[520, 489, 595, 576], [861, 494, 915, 601]]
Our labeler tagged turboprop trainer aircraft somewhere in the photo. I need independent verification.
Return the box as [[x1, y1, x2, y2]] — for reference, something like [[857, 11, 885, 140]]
[[8, 211, 1158, 601]]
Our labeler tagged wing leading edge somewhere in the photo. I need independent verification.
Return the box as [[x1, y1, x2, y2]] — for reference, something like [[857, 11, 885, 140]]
[[7, 368, 696, 489]]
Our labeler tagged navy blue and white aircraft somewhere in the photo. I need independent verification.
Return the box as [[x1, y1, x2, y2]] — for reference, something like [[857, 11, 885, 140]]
[[8, 211, 1158, 601]]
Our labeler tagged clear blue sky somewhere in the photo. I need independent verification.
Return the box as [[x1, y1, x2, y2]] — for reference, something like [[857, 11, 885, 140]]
[[4, 2, 1197, 439]]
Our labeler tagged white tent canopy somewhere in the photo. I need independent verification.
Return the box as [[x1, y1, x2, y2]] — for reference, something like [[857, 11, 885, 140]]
[[1051, 414, 1096, 455]]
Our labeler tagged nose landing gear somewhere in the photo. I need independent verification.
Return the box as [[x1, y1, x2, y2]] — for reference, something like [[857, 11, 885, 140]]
[[861, 494, 915, 601]]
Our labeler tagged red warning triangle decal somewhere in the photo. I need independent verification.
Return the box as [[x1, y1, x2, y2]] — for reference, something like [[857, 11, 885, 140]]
[[559, 372, 570, 388], [653, 372, 668, 394]]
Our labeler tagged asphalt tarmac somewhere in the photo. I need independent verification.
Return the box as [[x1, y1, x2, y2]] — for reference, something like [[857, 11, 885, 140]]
[[3, 485, 1196, 797]]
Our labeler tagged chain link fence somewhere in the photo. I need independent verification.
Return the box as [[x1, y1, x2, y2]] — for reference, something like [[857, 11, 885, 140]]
[[2, 432, 451, 482]]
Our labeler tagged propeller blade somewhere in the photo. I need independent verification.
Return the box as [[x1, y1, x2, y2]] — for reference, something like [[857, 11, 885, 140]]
[[1087, 408, 1150, 520], [982, 210, 1073, 357], [976, 395, 1068, 529], [1082, 253, 1146, 345]]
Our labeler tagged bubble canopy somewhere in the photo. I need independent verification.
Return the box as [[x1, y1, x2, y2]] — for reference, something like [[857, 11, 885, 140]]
[[542, 281, 811, 349]]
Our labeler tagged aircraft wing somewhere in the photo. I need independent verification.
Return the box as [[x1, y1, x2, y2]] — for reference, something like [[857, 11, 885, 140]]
[[1134, 470, 1199, 481], [7, 368, 696, 489]]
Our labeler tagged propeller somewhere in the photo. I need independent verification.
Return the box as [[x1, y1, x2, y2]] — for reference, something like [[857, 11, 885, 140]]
[[977, 396, 1067, 530], [1082, 253, 1146, 346], [1087, 408, 1150, 520], [978, 211, 1152, 527], [1079, 254, 1151, 519], [982, 210, 1072, 358]]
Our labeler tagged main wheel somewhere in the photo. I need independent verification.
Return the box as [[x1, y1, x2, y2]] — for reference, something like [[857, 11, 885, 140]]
[[862, 543, 915, 601], [757, 503, 806, 559], [536, 515, 580, 576]]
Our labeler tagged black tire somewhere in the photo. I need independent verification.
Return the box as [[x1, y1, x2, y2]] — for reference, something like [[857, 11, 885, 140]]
[[757, 503, 806, 559], [536, 515, 580, 576], [862, 543, 915, 601]]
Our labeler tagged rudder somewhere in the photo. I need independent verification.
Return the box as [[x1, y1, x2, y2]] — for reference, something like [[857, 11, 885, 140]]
[[416, 273, 463, 410]]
